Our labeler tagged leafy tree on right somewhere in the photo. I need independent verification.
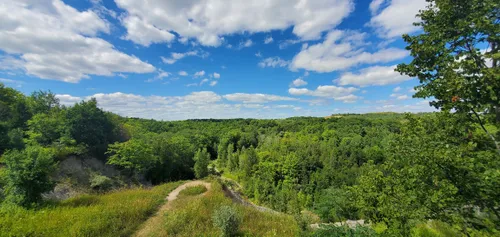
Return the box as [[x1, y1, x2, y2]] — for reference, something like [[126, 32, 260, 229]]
[[396, 0, 500, 152]]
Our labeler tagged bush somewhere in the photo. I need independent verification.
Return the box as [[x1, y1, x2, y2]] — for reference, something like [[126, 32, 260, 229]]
[[90, 174, 113, 192], [2, 146, 57, 207], [212, 205, 240, 237]]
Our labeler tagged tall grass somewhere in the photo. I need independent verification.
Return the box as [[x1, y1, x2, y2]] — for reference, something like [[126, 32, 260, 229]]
[[161, 180, 301, 237], [0, 181, 183, 237], [178, 185, 208, 197]]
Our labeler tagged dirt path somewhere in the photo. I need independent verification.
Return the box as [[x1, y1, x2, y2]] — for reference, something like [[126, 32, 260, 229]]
[[134, 180, 211, 237]]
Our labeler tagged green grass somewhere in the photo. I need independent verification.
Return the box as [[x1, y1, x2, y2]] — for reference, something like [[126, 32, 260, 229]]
[[0, 181, 183, 237], [178, 185, 207, 197], [158, 180, 301, 237]]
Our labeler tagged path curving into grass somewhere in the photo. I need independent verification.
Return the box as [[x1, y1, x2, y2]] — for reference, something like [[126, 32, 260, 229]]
[[134, 180, 211, 237]]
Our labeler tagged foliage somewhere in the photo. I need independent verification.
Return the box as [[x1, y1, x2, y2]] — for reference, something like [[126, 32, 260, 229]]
[[89, 174, 113, 192], [310, 225, 378, 237], [396, 0, 500, 150], [194, 148, 210, 179], [178, 185, 207, 197], [0, 181, 183, 237], [212, 205, 240, 237], [2, 146, 57, 207], [65, 98, 116, 156]]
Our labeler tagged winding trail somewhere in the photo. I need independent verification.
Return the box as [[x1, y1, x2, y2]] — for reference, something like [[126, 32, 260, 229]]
[[134, 180, 211, 237]]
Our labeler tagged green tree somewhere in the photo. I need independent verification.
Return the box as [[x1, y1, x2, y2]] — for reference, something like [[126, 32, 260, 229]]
[[26, 111, 67, 146], [194, 148, 210, 179], [66, 98, 115, 156], [27, 90, 60, 115], [107, 139, 155, 180], [396, 0, 500, 151], [2, 146, 57, 207]]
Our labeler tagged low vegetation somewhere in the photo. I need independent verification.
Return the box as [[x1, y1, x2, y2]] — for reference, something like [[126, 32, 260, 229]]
[[178, 185, 208, 197], [159, 180, 301, 237], [0, 181, 183, 237]]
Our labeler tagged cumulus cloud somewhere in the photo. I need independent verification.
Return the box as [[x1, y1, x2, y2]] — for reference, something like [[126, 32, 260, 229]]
[[121, 15, 175, 46], [223, 93, 298, 103], [336, 65, 411, 86], [178, 71, 188, 76], [161, 50, 207, 64], [213, 72, 221, 79], [115, 0, 353, 46], [369, 0, 427, 38], [291, 78, 308, 87], [393, 86, 401, 92], [258, 57, 289, 68], [0, 0, 155, 83], [209, 81, 218, 86], [289, 85, 359, 102], [290, 30, 408, 73]]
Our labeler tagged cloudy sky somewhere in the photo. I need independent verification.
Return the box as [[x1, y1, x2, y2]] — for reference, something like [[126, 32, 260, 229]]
[[0, 0, 435, 120]]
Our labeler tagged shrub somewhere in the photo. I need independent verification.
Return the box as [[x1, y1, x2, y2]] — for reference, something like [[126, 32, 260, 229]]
[[90, 174, 113, 192], [212, 205, 240, 237], [2, 146, 57, 207]]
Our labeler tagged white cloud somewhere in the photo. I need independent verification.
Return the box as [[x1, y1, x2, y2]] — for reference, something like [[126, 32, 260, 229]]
[[56, 94, 82, 105], [279, 39, 302, 49], [121, 15, 175, 46], [115, 0, 353, 46], [213, 72, 221, 79], [0, 78, 24, 87], [146, 69, 170, 82], [223, 93, 298, 103], [194, 70, 206, 77], [0, 0, 155, 83], [255, 52, 262, 57], [369, 0, 427, 38], [390, 93, 409, 100], [161, 50, 206, 64], [57, 91, 310, 120], [239, 39, 253, 49], [397, 95, 409, 100], [291, 78, 308, 87], [258, 57, 289, 68], [369, 0, 386, 15], [209, 81, 218, 86], [336, 65, 411, 86], [178, 71, 188, 76], [291, 30, 408, 73], [200, 78, 209, 85], [289, 85, 359, 102], [393, 86, 401, 92], [264, 36, 274, 44]]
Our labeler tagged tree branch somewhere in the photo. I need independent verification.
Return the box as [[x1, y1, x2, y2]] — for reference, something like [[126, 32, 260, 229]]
[[471, 108, 500, 154]]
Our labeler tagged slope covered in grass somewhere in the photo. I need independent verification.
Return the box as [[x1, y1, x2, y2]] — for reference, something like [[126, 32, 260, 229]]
[[147, 180, 301, 237], [0, 181, 183, 237]]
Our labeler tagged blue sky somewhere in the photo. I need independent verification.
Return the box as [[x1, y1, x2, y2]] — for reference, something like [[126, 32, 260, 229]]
[[0, 0, 435, 120]]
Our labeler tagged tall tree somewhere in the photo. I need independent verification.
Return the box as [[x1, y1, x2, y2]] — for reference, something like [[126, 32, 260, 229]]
[[396, 0, 500, 151], [194, 148, 210, 179]]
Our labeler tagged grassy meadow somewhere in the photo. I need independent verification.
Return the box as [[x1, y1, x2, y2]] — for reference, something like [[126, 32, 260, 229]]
[[0, 181, 183, 237], [146, 180, 302, 237]]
